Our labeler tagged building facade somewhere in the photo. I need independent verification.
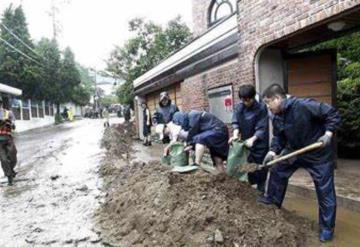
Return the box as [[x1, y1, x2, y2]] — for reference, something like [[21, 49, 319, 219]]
[[134, 0, 360, 138]]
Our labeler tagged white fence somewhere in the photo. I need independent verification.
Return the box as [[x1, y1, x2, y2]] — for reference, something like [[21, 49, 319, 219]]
[[11, 99, 82, 133]]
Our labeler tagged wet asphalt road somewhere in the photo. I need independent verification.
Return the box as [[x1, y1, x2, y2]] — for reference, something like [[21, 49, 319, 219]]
[[0, 119, 111, 246]]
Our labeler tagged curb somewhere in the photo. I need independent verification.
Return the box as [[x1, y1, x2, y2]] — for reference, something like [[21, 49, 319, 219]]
[[288, 184, 360, 214]]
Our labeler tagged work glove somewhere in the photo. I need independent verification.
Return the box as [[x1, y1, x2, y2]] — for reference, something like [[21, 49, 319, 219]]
[[229, 129, 240, 144], [317, 131, 333, 147], [244, 136, 257, 148], [228, 136, 239, 144], [262, 151, 276, 166]]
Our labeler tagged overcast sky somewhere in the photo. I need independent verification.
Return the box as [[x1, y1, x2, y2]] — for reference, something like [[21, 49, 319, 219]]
[[0, 0, 193, 70]]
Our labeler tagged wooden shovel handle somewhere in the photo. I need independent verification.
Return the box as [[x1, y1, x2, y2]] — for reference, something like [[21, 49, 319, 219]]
[[265, 142, 324, 167]]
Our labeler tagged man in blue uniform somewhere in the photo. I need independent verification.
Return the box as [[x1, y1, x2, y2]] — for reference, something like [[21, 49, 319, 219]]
[[258, 84, 341, 242], [171, 110, 229, 171], [153, 91, 179, 143], [230, 84, 269, 192]]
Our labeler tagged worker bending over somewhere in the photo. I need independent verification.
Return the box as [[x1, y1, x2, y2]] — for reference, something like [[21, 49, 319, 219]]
[[171, 111, 229, 172]]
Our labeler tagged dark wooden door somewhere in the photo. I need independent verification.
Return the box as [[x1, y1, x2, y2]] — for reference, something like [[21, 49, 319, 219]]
[[285, 50, 336, 105]]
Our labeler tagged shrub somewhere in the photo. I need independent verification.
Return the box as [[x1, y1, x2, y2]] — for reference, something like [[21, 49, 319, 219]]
[[337, 77, 360, 158]]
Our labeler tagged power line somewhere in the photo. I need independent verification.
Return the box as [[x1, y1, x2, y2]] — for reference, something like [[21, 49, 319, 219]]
[[0, 37, 44, 67], [0, 22, 42, 59]]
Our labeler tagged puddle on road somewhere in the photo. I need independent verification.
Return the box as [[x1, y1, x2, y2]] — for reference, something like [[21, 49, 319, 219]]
[[284, 193, 360, 247]]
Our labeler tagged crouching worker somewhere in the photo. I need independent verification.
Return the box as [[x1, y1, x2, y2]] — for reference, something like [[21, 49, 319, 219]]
[[230, 84, 269, 192], [258, 84, 341, 242], [170, 111, 229, 172]]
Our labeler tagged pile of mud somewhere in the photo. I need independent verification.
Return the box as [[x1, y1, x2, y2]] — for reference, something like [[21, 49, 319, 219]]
[[101, 123, 136, 160], [96, 160, 317, 247]]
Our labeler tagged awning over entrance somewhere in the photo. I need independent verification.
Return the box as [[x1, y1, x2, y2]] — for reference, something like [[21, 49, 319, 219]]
[[0, 83, 22, 96], [269, 7, 360, 51], [256, 5, 360, 106], [133, 14, 239, 95]]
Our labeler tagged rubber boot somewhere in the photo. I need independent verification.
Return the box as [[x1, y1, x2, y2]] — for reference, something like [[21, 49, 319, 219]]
[[319, 229, 334, 242], [194, 144, 205, 165], [257, 182, 266, 193], [7, 176, 13, 186], [257, 195, 273, 205]]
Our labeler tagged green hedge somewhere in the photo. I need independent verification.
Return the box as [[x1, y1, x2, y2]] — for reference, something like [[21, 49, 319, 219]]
[[337, 76, 360, 158]]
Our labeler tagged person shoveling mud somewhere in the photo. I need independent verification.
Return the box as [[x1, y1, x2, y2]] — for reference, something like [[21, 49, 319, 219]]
[[238, 142, 324, 174], [258, 84, 341, 242]]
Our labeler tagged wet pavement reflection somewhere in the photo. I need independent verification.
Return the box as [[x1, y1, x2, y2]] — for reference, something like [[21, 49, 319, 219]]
[[284, 193, 360, 247], [0, 119, 106, 246]]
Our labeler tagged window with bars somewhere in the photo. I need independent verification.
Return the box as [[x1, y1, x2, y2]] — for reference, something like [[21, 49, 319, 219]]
[[208, 0, 236, 27]]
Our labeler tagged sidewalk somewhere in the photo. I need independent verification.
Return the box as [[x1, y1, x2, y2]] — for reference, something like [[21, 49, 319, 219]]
[[289, 159, 360, 213]]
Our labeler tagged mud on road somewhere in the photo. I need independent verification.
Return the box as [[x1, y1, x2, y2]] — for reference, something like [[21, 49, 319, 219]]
[[96, 125, 318, 247], [0, 120, 107, 246]]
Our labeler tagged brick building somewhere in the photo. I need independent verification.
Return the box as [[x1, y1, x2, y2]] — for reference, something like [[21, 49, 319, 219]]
[[133, 0, 360, 138]]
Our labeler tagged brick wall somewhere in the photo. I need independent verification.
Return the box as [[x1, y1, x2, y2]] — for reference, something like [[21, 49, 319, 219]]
[[236, 0, 360, 88], [192, 0, 212, 37], [181, 59, 240, 111]]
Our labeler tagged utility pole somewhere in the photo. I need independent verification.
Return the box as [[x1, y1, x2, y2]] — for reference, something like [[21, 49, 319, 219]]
[[49, 0, 70, 40], [94, 68, 98, 112], [50, 0, 58, 40], [90, 67, 98, 112]]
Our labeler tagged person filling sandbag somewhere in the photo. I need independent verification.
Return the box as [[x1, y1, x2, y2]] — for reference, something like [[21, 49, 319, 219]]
[[230, 84, 269, 192], [170, 111, 229, 172]]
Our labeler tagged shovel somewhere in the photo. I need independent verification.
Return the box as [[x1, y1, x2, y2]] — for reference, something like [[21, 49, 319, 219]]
[[239, 142, 324, 173]]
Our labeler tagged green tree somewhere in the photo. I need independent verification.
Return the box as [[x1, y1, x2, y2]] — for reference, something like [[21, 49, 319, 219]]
[[311, 31, 360, 157], [71, 65, 94, 106], [107, 16, 192, 107], [0, 5, 42, 99], [0, 4, 92, 117], [60, 47, 81, 102], [35, 38, 62, 111], [99, 95, 118, 107], [71, 84, 91, 106]]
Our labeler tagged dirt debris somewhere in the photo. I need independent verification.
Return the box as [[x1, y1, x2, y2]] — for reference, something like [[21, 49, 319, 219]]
[[95, 124, 317, 247], [96, 162, 317, 246], [100, 122, 136, 160]]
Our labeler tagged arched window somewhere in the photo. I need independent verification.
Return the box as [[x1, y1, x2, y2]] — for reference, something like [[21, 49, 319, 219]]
[[208, 0, 236, 27]]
